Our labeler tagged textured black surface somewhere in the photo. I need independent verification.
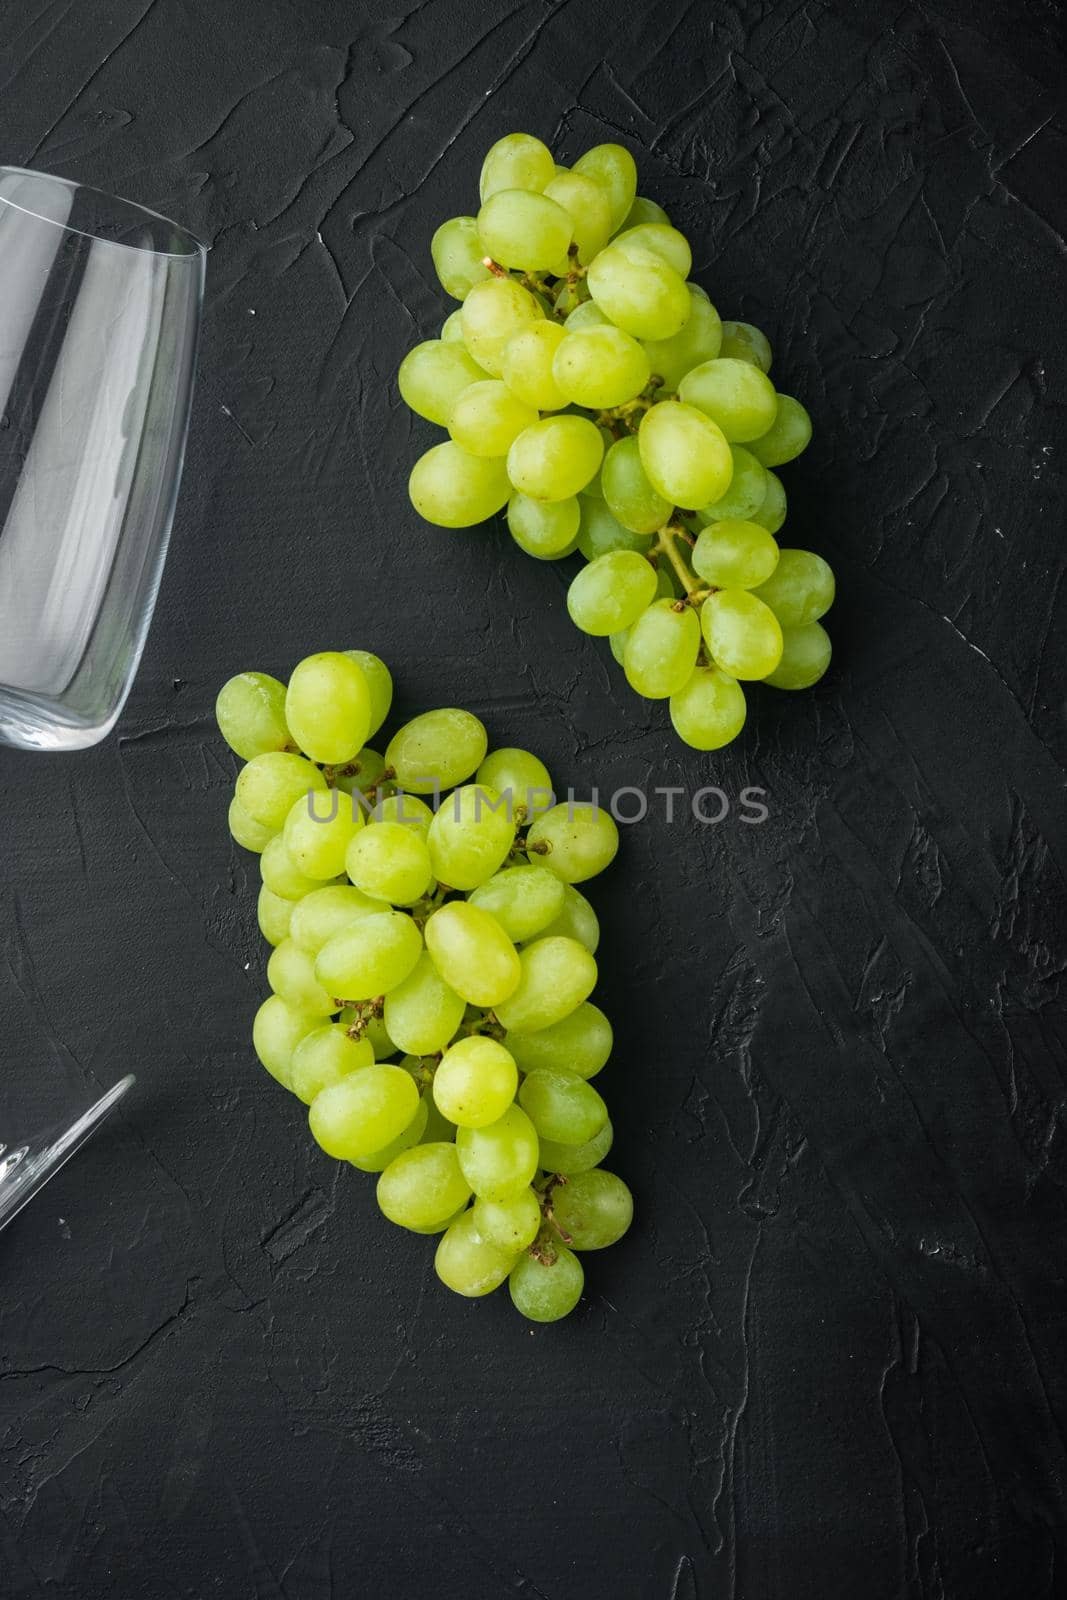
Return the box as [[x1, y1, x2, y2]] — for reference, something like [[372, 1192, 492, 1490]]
[[1, 2, 1066, 1596]]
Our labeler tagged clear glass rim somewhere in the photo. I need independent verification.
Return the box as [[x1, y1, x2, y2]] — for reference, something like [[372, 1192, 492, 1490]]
[[0, 1074, 136, 1233], [0, 165, 207, 261]]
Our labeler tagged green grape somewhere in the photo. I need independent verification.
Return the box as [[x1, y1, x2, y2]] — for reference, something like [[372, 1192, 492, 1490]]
[[434, 1036, 519, 1128], [543, 171, 613, 268], [576, 496, 653, 560], [405, 1204, 479, 1238], [509, 1243, 584, 1322], [719, 319, 773, 372], [408, 440, 511, 528], [345, 820, 433, 905], [229, 795, 275, 853], [435, 1209, 517, 1296], [573, 143, 637, 231], [638, 401, 732, 508], [289, 884, 381, 954], [537, 1117, 613, 1175], [494, 936, 597, 1032], [260, 833, 327, 901], [283, 790, 363, 880], [609, 627, 630, 664], [315, 910, 423, 1002], [480, 132, 556, 200], [669, 664, 748, 749], [216, 671, 290, 760], [397, 339, 487, 424], [258, 884, 295, 946], [764, 622, 832, 689], [623, 598, 701, 698], [267, 938, 336, 1014], [692, 518, 780, 589], [371, 791, 435, 834], [423, 901, 521, 1006], [460, 276, 543, 376], [427, 783, 516, 890], [430, 216, 493, 299], [285, 651, 372, 766], [553, 275, 591, 316], [751, 548, 835, 626], [700, 589, 783, 679], [678, 357, 779, 443], [507, 492, 581, 559], [551, 325, 651, 409], [252, 994, 321, 1088], [440, 308, 466, 342], [539, 882, 599, 953], [613, 221, 692, 278], [655, 562, 680, 599], [290, 1024, 374, 1105], [348, 1096, 428, 1173], [377, 1142, 472, 1232], [604, 435, 671, 534], [385, 709, 488, 794], [639, 288, 723, 390], [750, 469, 786, 534], [505, 1000, 611, 1080], [383, 952, 466, 1055], [332, 745, 386, 795], [519, 1067, 607, 1143], [499, 321, 568, 410], [697, 445, 768, 523], [476, 746, 554, 813], [620, 194, 669, 230], [370, 1014, 399, 1057], [566, 550, 657, 635], [587, 241, 690, 340], [527, 802, 619, 882], [506, 415, 604, 501], [550, 1169, 633, 1249], [309, 1064, 420, 1161], [341, 655, 392, 744], [468, 865, 565, 942], [420, 1093, 456, 1144], [477, 189, 573, 271], [564, 299, 610, 331], [748, 393, 812, 466], [455, 1103, 539, 1200], [236, 752, 327, 831], [473, 1188, 542, 1251]]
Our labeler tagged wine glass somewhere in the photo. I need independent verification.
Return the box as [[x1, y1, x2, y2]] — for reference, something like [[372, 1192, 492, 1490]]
[[0, 165, 205, 751], [0, 167, 205, 1229]]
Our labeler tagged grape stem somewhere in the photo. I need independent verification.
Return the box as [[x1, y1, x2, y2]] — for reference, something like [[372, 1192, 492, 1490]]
[[536, 1174, 574, 1246], [652, 523, 701, 597], [529, 1228, 561, 1266], [341, 996, 385, 1037], [510, 834, 550, 860], [462, 1009, 506, 1042]]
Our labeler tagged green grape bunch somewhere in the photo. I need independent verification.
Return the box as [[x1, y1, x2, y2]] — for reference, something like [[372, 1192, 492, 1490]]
[[218, 650, 633, 1324], [399, 131, 835, 751]]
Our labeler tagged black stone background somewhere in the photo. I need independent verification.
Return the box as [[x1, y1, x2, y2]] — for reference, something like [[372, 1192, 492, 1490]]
[[0, 1, 1065, 1596]]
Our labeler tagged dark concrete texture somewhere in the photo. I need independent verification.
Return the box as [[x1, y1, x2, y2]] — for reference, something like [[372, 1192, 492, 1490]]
[[0, 1, 1065, 1596]]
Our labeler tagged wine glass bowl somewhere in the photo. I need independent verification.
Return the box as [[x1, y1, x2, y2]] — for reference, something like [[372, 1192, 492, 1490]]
[[0, 166, 205, 751], [0, 167, 205, 1230]]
